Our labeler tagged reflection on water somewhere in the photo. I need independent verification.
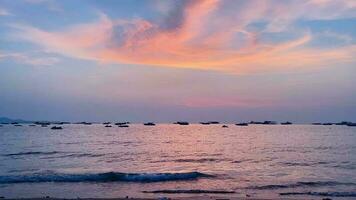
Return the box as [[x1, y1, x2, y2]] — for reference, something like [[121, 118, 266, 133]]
[[0, 124, 355, 199]]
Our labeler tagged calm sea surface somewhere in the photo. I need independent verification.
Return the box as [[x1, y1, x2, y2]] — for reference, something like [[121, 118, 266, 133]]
[[0, 124, 355, 199]]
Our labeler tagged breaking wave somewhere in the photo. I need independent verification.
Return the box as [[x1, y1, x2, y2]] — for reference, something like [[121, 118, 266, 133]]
[[2, 151, 61, 156], [143, 189, 235, 194], [0, 171, 213, 184]]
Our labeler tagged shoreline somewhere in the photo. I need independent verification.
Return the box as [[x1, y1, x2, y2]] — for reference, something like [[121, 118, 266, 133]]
[[0, 198, 303, 200]]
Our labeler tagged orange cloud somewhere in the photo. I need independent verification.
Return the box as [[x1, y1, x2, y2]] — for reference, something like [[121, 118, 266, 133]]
[[10, 13, 112, 61], [9, 0, 356, 74]]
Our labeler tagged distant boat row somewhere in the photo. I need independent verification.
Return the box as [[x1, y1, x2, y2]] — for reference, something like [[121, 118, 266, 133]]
[[103, 122, 130, 128], [312, 121, 356, 126], [2, 120, 356, 128]]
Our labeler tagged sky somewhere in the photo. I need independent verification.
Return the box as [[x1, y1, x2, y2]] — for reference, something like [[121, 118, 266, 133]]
[[0, 0, 355, 123]]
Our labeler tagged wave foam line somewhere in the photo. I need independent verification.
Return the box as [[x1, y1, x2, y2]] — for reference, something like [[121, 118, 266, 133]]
[[143, 189, 235, 194], [280, 191, 356, 197], [246, 181, 356, 190], [0, 171, 213, 184], [2, 151, 61, 156]]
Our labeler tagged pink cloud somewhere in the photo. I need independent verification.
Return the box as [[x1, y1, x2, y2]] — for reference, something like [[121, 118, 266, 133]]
[[9, 0, 356, 74]]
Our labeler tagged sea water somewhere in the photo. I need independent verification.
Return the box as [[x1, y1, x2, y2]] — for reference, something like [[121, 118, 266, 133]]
[[0, 124, 355, 199]]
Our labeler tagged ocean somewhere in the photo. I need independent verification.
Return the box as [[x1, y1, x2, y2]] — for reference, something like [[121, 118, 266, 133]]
[[0, 124, 355, 199]]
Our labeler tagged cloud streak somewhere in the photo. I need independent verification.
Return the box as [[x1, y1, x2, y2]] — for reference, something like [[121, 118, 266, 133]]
[[0, 52, 59, 66], [0, 7, 11, 16], [182, 96, 274, 108], [8, 0, 356, 74]]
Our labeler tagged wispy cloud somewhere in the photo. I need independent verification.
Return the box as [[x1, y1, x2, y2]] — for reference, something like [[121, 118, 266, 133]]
[[0, 7, 11, 16], [7, 0, 356, 74], [25, 0, 63, 12], [0, 52, 59, 66], [182, 96, 273, 108]]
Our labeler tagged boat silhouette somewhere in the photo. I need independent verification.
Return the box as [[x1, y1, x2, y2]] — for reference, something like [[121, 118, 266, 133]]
[[144, 122, 156, 126], [51, 126, 62, 130]]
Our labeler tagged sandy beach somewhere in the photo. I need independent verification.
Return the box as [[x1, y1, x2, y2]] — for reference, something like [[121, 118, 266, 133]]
[[1, 198, 304, 200]]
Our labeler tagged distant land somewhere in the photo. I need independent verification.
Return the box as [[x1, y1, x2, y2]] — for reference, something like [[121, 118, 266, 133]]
[[0, 117, 32, 124]]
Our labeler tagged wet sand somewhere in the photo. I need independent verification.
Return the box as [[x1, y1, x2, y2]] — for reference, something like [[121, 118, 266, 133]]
[[0, 197, 306, 200]]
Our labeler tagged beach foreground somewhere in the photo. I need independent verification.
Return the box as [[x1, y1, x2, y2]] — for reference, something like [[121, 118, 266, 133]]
[[1, 198, 310, 200]]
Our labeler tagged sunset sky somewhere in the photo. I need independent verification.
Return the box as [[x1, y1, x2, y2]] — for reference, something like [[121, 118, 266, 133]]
[[0, 0, 355, 122]]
